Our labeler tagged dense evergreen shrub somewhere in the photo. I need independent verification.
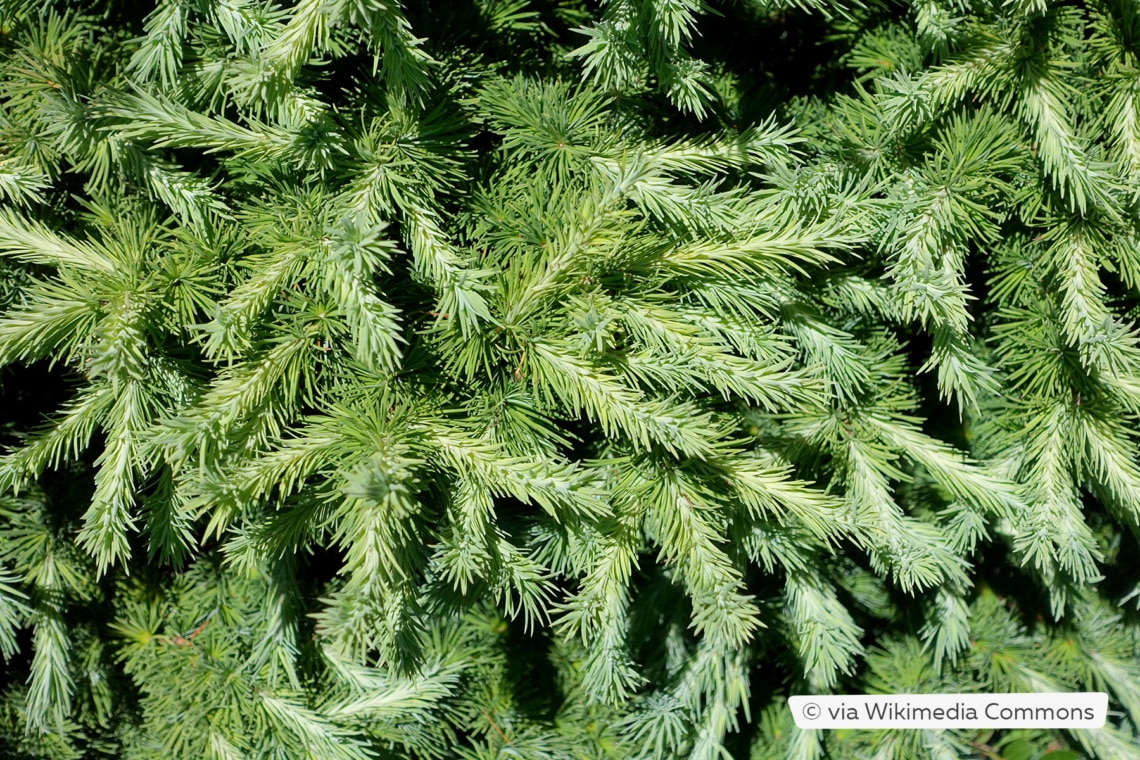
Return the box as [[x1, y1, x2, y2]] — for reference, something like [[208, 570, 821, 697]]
[[1, 0, 1140, 757]]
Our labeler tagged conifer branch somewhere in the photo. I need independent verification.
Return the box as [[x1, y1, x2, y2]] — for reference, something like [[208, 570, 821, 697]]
[[0, 209, 115, 272]]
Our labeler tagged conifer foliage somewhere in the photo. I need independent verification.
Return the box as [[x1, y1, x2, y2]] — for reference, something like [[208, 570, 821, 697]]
[[1, 0, 1140, 757]]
